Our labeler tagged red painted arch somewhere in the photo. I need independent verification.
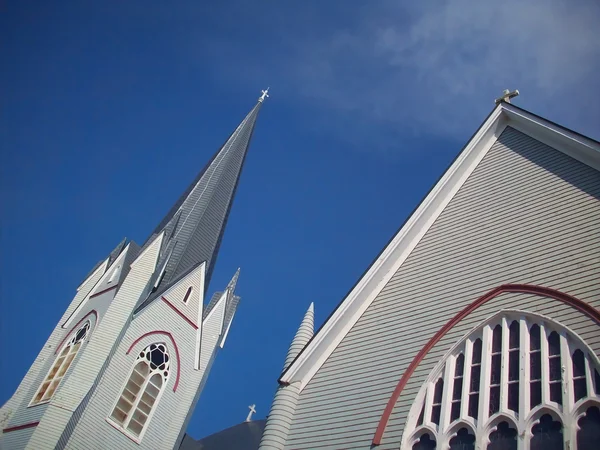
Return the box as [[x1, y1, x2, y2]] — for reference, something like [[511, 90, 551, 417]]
[[372, 284, 600, 445], [55, 310, 98, 355], [126, 331, 181, 392]]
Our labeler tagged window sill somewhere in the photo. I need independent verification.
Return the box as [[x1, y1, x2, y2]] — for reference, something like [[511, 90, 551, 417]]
[[105, 417, 142, 445]]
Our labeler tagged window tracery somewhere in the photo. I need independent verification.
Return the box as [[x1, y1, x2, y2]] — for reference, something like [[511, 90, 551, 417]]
[[30, 321, 91, 406], [403, 313, 600, 449], [108, 343, 170, 441]]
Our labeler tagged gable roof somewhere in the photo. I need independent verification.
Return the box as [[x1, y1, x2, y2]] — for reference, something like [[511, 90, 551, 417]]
[[279, 101, 600, 390]]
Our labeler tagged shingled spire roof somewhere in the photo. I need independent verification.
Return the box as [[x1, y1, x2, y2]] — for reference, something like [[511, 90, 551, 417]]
[[142, 95, 264, 303]]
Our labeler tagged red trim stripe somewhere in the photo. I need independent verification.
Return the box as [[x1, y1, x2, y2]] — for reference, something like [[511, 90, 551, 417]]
[[89, 284, 119, 299], [126, 331, 181, 392], [372, 284, 600, 445], [3, 421, 39, 433], [55, 310, 98, 354], [161, 296, 198, 329]]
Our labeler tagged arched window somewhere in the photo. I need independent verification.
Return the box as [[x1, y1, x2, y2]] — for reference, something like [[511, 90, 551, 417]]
[[403, 314, 600, 449], [109, 343, 170, 440], [488, 421, 517, 450], [449, 427, 475, 450], [577, 406, 600, 450], [412, 433, 436, 450], [30, 321, 91, 406], [530, 414, 563, 450]]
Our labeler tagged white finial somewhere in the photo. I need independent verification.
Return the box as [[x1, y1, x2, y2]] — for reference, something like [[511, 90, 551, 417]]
[[246, 404, 257, 422], [495, 89, 519, 105], [258, 87, 270, 103]]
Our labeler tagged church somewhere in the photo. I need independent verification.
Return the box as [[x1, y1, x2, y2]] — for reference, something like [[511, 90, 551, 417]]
[[1, 89, 599, 450]]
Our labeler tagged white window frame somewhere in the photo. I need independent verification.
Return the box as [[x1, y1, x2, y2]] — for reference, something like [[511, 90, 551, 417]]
[[28, 321, 92, 407], [106, 342, 170, 443], [402, 310, 600, 450]]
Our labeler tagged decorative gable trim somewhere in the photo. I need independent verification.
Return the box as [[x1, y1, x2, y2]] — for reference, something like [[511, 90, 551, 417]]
[[126, 331, 181, 392], [89, 284, 119, 299], [279, 103, 600, 392], [372, 284, 600, 445], [75, 259, 108, 292], [3, 421, 39, 433], [161, 297, 199, 329]]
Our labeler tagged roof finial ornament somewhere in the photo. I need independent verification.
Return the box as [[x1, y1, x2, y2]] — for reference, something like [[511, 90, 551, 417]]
[[495, 89, 519, 105], [258, 87, 270, 103], [246, 404, 257, 422]]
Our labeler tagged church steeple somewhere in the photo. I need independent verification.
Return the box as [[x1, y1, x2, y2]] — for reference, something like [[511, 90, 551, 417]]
[[143, 93, 265, 301]]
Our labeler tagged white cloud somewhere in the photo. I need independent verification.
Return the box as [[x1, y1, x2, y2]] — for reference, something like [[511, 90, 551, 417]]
[[204, 0, 600, 143], [302, 1, 598, 137]]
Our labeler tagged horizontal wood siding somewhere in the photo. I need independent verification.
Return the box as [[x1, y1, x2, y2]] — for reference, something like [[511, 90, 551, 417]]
[[25, 236, 162, 450], [285, 127, 600, 449], [0, 262, 106, 450], [64, 293, 218, 449]]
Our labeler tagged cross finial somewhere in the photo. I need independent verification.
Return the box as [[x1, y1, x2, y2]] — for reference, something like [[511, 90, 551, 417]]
[[258, 87, 270, 103], [246, 404, 257, 422], [495, 89, 519, 105]]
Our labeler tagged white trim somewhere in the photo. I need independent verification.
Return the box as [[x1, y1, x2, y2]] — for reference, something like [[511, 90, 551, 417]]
[[193, 262, 206, 370], [202, 291, 227, 330], [280, 104, 600, 391], [400, 311, 600, 450], [63, 244, 131, 329], [219, 309, 235, 349], [28, 321, 92, 407], [76, 259, 109, 292], [130, 232, 164, 269], [107, 342, 170, 443], [502, 103, 600, 171], [282, 107, 508, 389]]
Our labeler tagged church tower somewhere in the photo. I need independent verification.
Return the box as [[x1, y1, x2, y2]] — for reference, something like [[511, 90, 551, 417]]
[[0, 90, 268, 450]]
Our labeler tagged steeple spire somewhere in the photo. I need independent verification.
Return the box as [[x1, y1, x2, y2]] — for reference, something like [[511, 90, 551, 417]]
[[143, 94, 264, 301]]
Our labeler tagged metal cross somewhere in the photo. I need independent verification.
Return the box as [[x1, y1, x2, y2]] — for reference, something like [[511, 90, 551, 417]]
[[495, 89, 519, 105], [246, 404, 257, 422], [258, 88, 270, 103]]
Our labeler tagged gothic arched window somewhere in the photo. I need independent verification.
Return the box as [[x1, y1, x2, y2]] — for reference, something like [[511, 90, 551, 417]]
[[488, 421, 517, 450], [109, 343, 170, 440], [402, 313, 600, 449], [530, 414, 563, 450], [577, 406, 600, 450], [30, 321, 91, 406]]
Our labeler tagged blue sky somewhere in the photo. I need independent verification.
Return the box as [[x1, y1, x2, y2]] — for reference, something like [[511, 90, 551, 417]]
[[1, 0, 599, 441]]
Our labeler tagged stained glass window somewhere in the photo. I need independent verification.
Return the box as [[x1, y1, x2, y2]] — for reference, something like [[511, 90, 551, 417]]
[[530, 414, 563, 450], [451, 354, 465, 422], [488, 421, 517, 450], [412, 433, 436, 450], [449, 427, 475, 450], [405, 315, 600, 450], [577, 406, 600, 450]]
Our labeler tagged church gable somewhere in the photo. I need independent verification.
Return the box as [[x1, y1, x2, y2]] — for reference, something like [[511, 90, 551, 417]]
[[282, 118, 600, 448], [61, 242, 140, 332]]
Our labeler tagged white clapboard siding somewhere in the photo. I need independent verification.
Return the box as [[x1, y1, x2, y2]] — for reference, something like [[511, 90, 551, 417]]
[[285, 127, 600, 449]]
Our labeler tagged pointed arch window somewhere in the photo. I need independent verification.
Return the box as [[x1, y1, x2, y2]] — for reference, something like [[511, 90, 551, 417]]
[[403, 313, 600, 449], [109, 343, 170, 441], [30, 321, 91, 406]]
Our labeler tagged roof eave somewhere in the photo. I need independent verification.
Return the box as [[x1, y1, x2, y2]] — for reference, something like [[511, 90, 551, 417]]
[[279, 102, 600, 390]]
